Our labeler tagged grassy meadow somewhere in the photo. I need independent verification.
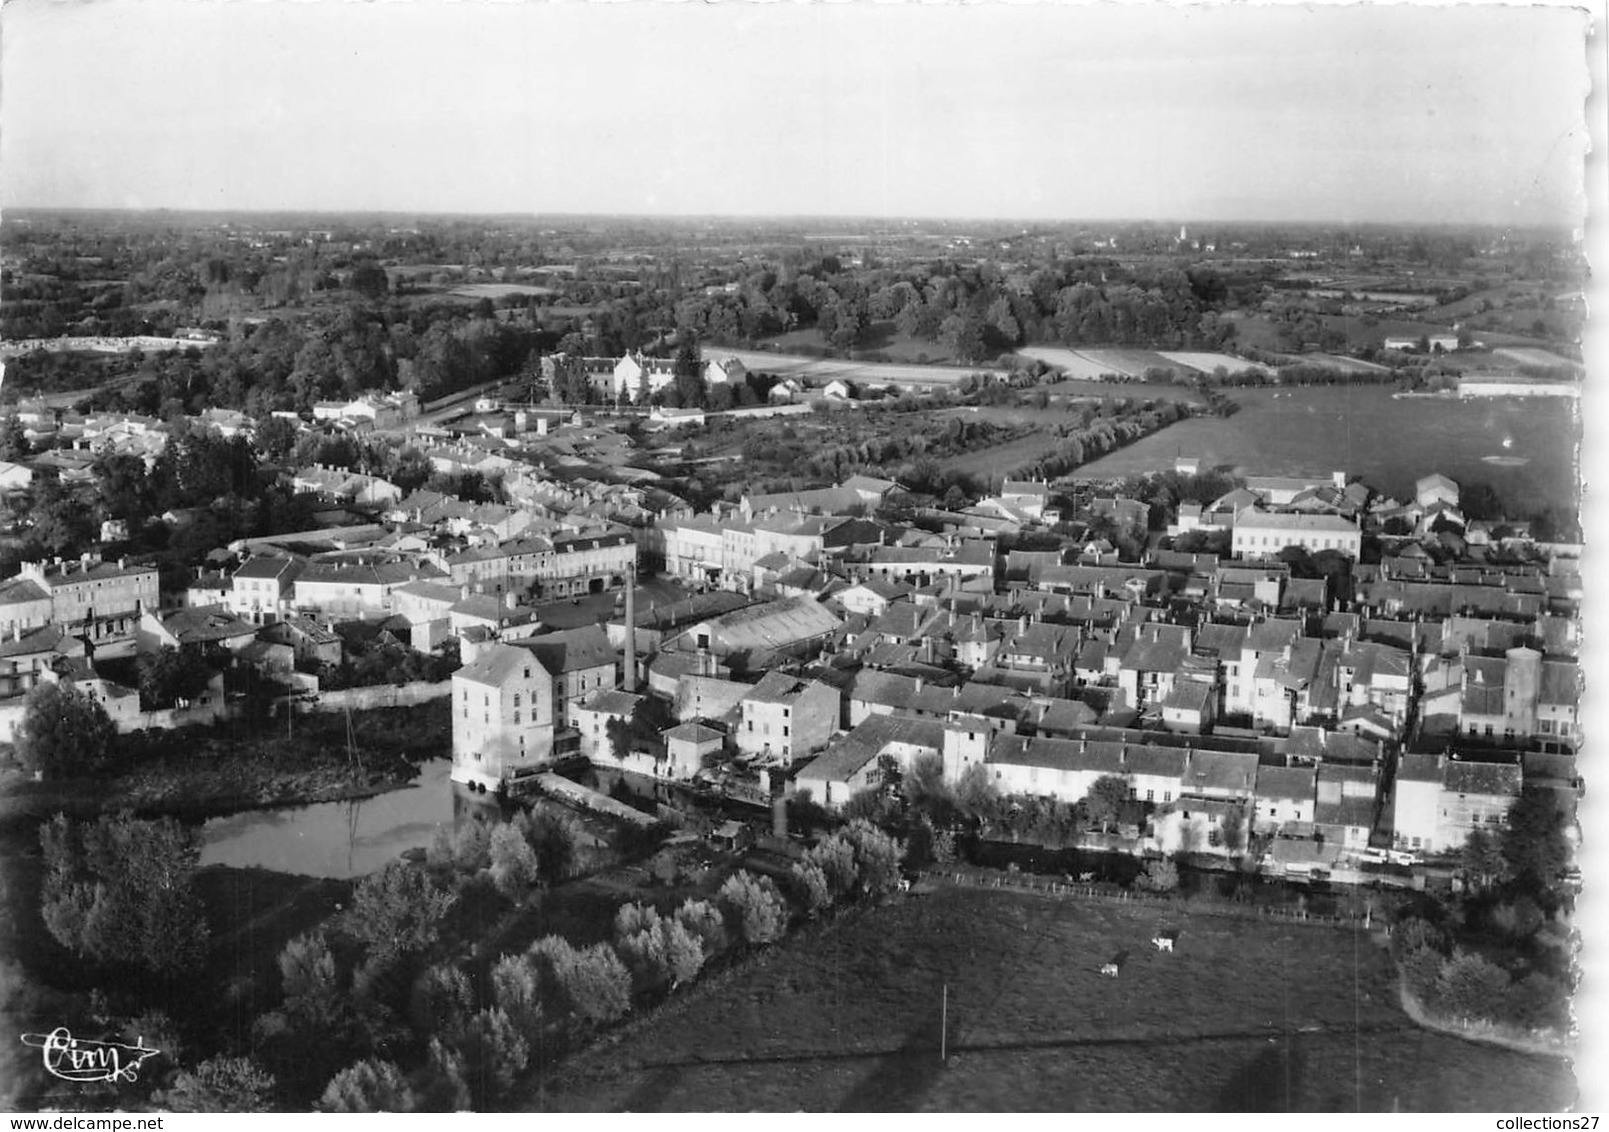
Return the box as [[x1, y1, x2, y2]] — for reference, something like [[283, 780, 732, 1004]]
[[532, 884, 1574, 1112]]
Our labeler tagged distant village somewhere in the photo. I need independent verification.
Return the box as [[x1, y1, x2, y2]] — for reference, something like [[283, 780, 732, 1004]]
[[0, 381, 1581, 888]]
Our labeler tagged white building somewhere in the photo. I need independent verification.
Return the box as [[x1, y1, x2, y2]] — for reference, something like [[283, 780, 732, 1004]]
[[451, 643, 557, 789], [1231, 512, 1361, 559]]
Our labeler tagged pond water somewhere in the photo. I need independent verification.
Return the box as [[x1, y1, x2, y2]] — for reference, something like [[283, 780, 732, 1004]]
[[197, 758, 467, 879], [1070, 385, 1580, 511]]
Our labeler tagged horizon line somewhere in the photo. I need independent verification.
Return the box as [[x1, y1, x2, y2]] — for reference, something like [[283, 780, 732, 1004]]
[[0, 204, 1578, 234]]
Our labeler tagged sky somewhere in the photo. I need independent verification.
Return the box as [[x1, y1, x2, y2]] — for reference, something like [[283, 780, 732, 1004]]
[[0, 0, 1593, 225]]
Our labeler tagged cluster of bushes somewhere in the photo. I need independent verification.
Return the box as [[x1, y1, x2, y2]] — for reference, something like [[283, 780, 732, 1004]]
[[311, 819, 906, 1111], [38, 813, 209, 977], [788, 819, 906, 912], [1009, 399, 1192, 482], [424, 807, 584, 894], [313, 636, 461, 691], [1392, 915, 1573, 1039], [314, 863, 811, 1112]]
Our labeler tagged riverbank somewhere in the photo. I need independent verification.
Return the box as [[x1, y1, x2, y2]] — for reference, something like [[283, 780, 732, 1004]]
[[1397, 982, 1575, 1060], [0, 700, 450, 824]]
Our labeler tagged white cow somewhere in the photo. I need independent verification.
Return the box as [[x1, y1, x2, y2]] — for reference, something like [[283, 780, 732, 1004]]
[[1100, 962, 1120, 978], [897, 879, 912, 894], [1152, 936, 1174, 953]]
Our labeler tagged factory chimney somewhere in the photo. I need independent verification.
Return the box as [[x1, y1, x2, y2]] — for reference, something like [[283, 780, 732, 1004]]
[[622, 572, 637, 692]]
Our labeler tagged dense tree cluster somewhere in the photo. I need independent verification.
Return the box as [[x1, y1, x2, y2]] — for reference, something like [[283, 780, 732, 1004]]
[[14, 683, 118, 778], [39, 813, 209, 977], [668, 256, 1263, 362]]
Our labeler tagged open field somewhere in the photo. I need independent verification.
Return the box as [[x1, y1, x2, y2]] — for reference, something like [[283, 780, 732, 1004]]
[[1018, 346, 1125, 379], [940, 431, 1073, 480], [709, 348, 1003, 388], [757, 323, 973, 366], [534, 885, 1573, 1112], [1493, 346, 1579, 369], [1022, 347, 1190, 379], [449, 283, 558, 300], [1066, 385, 1580, 511], [1042, 377, 1201, 402], [1157, 351, 1267, 375], [1074, 348, 1189, 377], [1280, 352, 1391, 374]]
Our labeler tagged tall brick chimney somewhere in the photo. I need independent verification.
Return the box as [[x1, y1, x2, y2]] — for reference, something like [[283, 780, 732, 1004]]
[[622, 572, 637, 692]]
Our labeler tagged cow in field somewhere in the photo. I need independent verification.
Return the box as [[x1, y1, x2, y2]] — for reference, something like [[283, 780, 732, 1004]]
[[897, 879, 912, 894], [1100, 962, 1119, 978], [1152, 936, 1174, 953]]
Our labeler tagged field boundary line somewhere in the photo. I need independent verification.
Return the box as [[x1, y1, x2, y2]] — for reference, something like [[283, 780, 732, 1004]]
[[921, 867, 1369, 931]]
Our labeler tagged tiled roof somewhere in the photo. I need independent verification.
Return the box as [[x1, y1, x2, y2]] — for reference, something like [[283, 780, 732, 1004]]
[[1255, 764, 1317, 803], [1314, 796, 1376, 829], [0, 577, 50, 606], [1443, 757, 1522, 798], [522, 624, 618, 675], [580, 690, 642, 717], [1181, 749, 1258, 794], [455, 642, 539, 687], [232, 556, 303, 582]]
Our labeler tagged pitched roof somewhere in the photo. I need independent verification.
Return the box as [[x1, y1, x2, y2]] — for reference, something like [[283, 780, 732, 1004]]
[[1160, 681, 1214, 714], [232, 555, 303, 582], [743, 670, 820, 705], [152, 605, 259, 644], [697, 596, 842, 653], [1235, 512, 1359, 534], [664, 721, 724, 744], [1255, 764, 1317, 803], [0, 623, 66, 658], [0, 576, 50, 606], [454, 642, 540, 688], [800, 714, 946, 785], [1314, 796, 1376, 829], [1181, 749, 1258, 794], [580, 690, 642, 717], [1540, 660, 1580, 708], [1397, 752, 1444, 784], [521, 623, 618, 675], [270, 614, 342, 645], [1443, 758, 1522, 798], [299, 560, 443, 586]]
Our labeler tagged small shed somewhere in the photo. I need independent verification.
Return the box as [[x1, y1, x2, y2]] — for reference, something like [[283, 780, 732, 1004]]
[[709, 819, 752, 853]]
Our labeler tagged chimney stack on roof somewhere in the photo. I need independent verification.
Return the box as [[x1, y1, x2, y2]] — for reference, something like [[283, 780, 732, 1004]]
[[623, 573, 637, 693]]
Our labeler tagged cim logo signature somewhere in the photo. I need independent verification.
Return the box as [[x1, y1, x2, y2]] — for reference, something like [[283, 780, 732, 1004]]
[[21, 1027, 159, 1084]]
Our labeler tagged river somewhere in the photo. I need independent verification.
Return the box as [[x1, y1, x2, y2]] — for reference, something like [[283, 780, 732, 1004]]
[[197, 757, 463, 879]]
